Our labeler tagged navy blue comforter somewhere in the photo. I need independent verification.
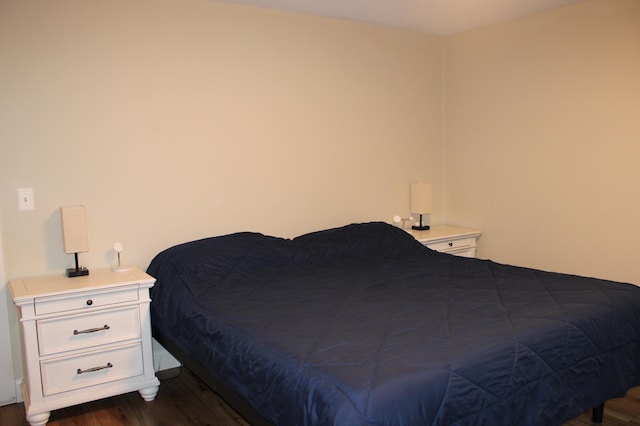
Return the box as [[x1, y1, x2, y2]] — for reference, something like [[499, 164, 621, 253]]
[[148, 222, 640, 425]]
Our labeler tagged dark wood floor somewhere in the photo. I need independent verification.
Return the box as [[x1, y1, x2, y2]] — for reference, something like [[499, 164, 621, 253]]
[[0, 368, 249, 426], [2, 367, 640, 425]]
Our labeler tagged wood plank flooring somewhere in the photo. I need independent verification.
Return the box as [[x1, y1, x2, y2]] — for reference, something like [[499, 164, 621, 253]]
[[0, 368, 249, 426], [2, 367, 640, 425]]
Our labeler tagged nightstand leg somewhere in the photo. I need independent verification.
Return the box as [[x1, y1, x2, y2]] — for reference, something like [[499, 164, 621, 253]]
[[26, 411, 50, 426], [139, 385, 159, 401]]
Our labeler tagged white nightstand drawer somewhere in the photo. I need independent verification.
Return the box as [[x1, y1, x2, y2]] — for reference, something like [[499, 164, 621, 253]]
[[426, 237, 475, 252], [447, 247, 476, 258], [37, 306, 141, 356], [41, 343, 144, 396], [35, 285, 139, 315]]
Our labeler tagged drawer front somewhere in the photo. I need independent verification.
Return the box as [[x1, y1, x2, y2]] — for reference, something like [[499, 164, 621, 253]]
[[35, 285, 139, 315], [426, 237, 475, 252], [447, 247, 476, 258], [37, 306, 141, 356], [41, 343, 143, 396]]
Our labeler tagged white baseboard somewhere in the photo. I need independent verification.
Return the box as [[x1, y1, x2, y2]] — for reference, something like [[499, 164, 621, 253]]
[[152, 339, 181, 372], [0, 379, 19, 407], [15, 379, 22, 404]]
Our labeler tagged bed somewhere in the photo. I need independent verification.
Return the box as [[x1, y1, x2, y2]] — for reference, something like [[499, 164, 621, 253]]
[[147, 222, 640, 425]]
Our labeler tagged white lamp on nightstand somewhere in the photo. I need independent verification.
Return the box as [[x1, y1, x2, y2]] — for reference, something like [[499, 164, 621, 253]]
[[410, 183, 432, 231], [60, 205, 90, 277]]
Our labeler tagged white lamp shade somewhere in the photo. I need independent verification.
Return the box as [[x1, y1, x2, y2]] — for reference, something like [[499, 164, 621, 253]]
[[60, 206, 89, 254], [410, 183, 432, 214]]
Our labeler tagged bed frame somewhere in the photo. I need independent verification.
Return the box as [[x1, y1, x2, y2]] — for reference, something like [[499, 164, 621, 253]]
[[153, 327, 274, 426]]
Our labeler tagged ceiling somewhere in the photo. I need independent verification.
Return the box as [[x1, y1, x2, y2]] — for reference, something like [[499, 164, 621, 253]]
[[218, 0, 585, 36]]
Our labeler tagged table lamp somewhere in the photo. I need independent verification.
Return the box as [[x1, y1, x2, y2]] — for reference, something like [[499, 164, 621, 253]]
[[411, 183, 432, 231], [60, 205, 90, 277]]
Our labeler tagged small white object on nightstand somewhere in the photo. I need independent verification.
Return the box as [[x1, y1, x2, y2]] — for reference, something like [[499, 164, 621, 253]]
[[112, 242, 131, 272], [392, 215, 414, 230]]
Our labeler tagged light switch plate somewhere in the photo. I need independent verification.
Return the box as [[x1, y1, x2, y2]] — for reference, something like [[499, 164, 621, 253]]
[[17, 188, 34, 211]]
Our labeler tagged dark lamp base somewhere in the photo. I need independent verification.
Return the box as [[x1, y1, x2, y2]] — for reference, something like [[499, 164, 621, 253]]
[[67, 267, 89, 278], [412, 225, 431, 231]]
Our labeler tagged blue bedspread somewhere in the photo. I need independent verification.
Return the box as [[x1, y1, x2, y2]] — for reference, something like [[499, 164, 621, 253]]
[[148, 222, 640, 425]]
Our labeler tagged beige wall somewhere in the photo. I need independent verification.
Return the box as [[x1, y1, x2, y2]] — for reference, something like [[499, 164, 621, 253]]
[[443, 0, 640, 284], [0, 0, 443, 279], [0, 0, 442, 396]]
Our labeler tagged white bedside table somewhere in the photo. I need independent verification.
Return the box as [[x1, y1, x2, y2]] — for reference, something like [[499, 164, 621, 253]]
[[409, 225, 481, 257], [9, 267, 160, 426]]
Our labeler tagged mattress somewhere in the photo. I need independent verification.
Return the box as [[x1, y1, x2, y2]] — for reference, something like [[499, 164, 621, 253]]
[[148, 222, 640, 425]]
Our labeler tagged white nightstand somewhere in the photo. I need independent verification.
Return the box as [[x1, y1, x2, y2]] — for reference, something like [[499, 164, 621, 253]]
[[409, 225, 481, 257], [9, 267, 160, 426]]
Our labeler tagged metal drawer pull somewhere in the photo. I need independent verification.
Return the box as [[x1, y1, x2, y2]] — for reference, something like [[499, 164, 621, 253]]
[[77, 362, 113, 375], [448, 242, 454, 247], [73, 325, 110, 335], [86, 299, 93, 306]]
